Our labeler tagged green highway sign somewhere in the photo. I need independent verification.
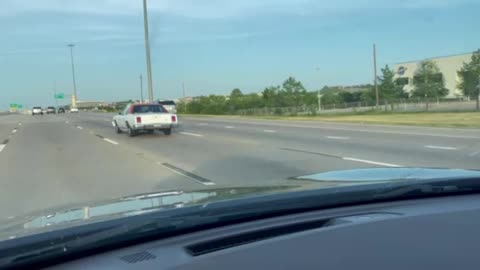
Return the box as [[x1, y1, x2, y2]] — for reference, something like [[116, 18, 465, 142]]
[[54, 93, 65, 99]]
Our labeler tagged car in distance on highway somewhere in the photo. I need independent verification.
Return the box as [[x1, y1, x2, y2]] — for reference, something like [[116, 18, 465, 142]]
[[113, 103, 178, 137], [46, 106, 56, 114], [31, 107, 43, 115], [70, 107, 79, 113], [158, 100, 177, 113], [57, 107, 65, 113]]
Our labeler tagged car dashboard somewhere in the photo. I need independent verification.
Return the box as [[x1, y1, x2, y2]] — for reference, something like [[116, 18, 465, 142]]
[[49, 194, 480, 270]]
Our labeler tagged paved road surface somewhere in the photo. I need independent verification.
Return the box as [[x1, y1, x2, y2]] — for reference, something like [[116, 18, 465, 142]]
[[1, 112, 480, 217]]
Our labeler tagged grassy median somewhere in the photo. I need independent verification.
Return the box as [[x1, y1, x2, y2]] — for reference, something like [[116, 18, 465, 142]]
[[182, 111, 480, 128]]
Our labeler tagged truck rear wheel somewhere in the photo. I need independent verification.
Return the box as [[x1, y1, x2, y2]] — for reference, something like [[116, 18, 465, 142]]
[[115, 121, 122, 134], [163, 128, 172, 136]]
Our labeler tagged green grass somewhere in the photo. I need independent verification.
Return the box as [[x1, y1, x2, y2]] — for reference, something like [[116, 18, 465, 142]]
[[181, 111, 480, 128]]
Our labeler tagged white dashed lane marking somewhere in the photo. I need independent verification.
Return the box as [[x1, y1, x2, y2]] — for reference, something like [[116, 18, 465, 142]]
[[263, 130, 277, 133], [77, 126, 83, 130], [342, 157, 402, 167], [469, 151, 480, 157], [196, 123, 209, 126], [225, 126, 235, 129], [179, 132, 204, 137], [0, 145, 5, 153], [424, 145, 457, 150], [104, 138, 119, 145], [326, 136, 349, 140]]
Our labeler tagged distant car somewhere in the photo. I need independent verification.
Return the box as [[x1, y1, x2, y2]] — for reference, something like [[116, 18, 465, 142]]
[[32, 107, 43, 115], [46, 107, 56, 114], [113, 103, 178, 137], [70, 107, 79, 113], [57, 107, 65, 113], [158, 100, 177, 113]]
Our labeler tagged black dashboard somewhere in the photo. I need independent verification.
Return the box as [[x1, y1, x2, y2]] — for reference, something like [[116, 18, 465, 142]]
[[49, 193, 480, 270]]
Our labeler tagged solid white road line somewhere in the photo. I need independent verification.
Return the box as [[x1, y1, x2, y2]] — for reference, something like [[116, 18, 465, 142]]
[[0, 145, 5, 153], [77, 126, 83, 130], [263, 130, 277, 133], [342, 157, 402, 167], [104, 138, 119, 145], [424, 145, 457, 150], [179, 132, 204, 137], [326, 136, 349, 140], [225, 126, 235, 129]]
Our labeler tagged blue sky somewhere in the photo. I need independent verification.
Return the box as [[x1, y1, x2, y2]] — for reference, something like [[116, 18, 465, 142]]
[[0, 0, 479, 109]]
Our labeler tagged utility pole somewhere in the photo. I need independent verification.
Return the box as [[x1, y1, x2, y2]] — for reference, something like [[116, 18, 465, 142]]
[[476, 74, 480, 111], [182, 82, 186, 112], [68, 44, 78, 108], [139, 74, 144, 102], [373, 44, 379, 109], [54, 81, 58, 108], [142, 0, 154, 102], [317, 91, 322, 112]]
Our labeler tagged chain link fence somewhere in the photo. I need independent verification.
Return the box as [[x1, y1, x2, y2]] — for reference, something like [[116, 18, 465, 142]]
[[236, 98, 479, 116]]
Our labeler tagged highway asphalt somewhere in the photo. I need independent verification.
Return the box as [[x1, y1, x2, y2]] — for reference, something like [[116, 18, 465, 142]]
[[1, 112, 480, 217]]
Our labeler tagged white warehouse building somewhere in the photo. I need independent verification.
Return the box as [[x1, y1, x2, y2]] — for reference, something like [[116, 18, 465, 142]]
[[393, 52, 474, 98]]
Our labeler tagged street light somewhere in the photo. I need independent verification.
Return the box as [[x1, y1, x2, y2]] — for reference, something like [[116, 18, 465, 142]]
[[142, 0, 154, 102], [317, 91, 323, 112], [139, 74, 144, 102], [68, 44, 78, 108]]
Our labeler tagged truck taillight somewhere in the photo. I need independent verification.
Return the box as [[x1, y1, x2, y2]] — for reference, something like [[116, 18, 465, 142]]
[[136, 117, 142, 123], [171, 115, 177, 122]]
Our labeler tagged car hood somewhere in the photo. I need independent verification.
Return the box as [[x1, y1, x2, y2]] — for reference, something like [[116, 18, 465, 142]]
[[0, 185, 299, 240], [2, 167, 480, 240]]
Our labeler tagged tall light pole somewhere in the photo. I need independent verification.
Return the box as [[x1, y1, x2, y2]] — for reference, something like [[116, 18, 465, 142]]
[[182, 82, 186, 112], [140, 74, 144, 102], [53, 80, 58, 108], [142, 0, 154, 102], [68, 44, 78, 108], [373, 44, 379, 109]]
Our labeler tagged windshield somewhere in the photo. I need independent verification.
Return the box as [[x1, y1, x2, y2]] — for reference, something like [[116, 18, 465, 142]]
[[159, 101, 176, 106], [1, 0, 480, 248], [133, 105, 167, 113]]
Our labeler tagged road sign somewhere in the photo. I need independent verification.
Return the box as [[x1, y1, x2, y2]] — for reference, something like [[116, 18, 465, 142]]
[[54, 93, 65, 99], [9, 104, 18, 109]]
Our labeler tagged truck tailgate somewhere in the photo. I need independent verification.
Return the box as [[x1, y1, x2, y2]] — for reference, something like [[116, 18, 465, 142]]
[[137, 114, 172, 125]]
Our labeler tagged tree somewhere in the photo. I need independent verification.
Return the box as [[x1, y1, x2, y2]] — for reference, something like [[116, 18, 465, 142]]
[[378, 65, 408, 100], [411, 60, 448, 99], [282, 77, 306, 108], [320, 92, 343, 106], [230, 88, 243, 99], [458, 50, 480, 110], [228, 88, 244, 112]]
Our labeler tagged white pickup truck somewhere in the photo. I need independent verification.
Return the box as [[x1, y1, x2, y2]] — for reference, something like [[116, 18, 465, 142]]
[[112, 103, 178, 137]]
